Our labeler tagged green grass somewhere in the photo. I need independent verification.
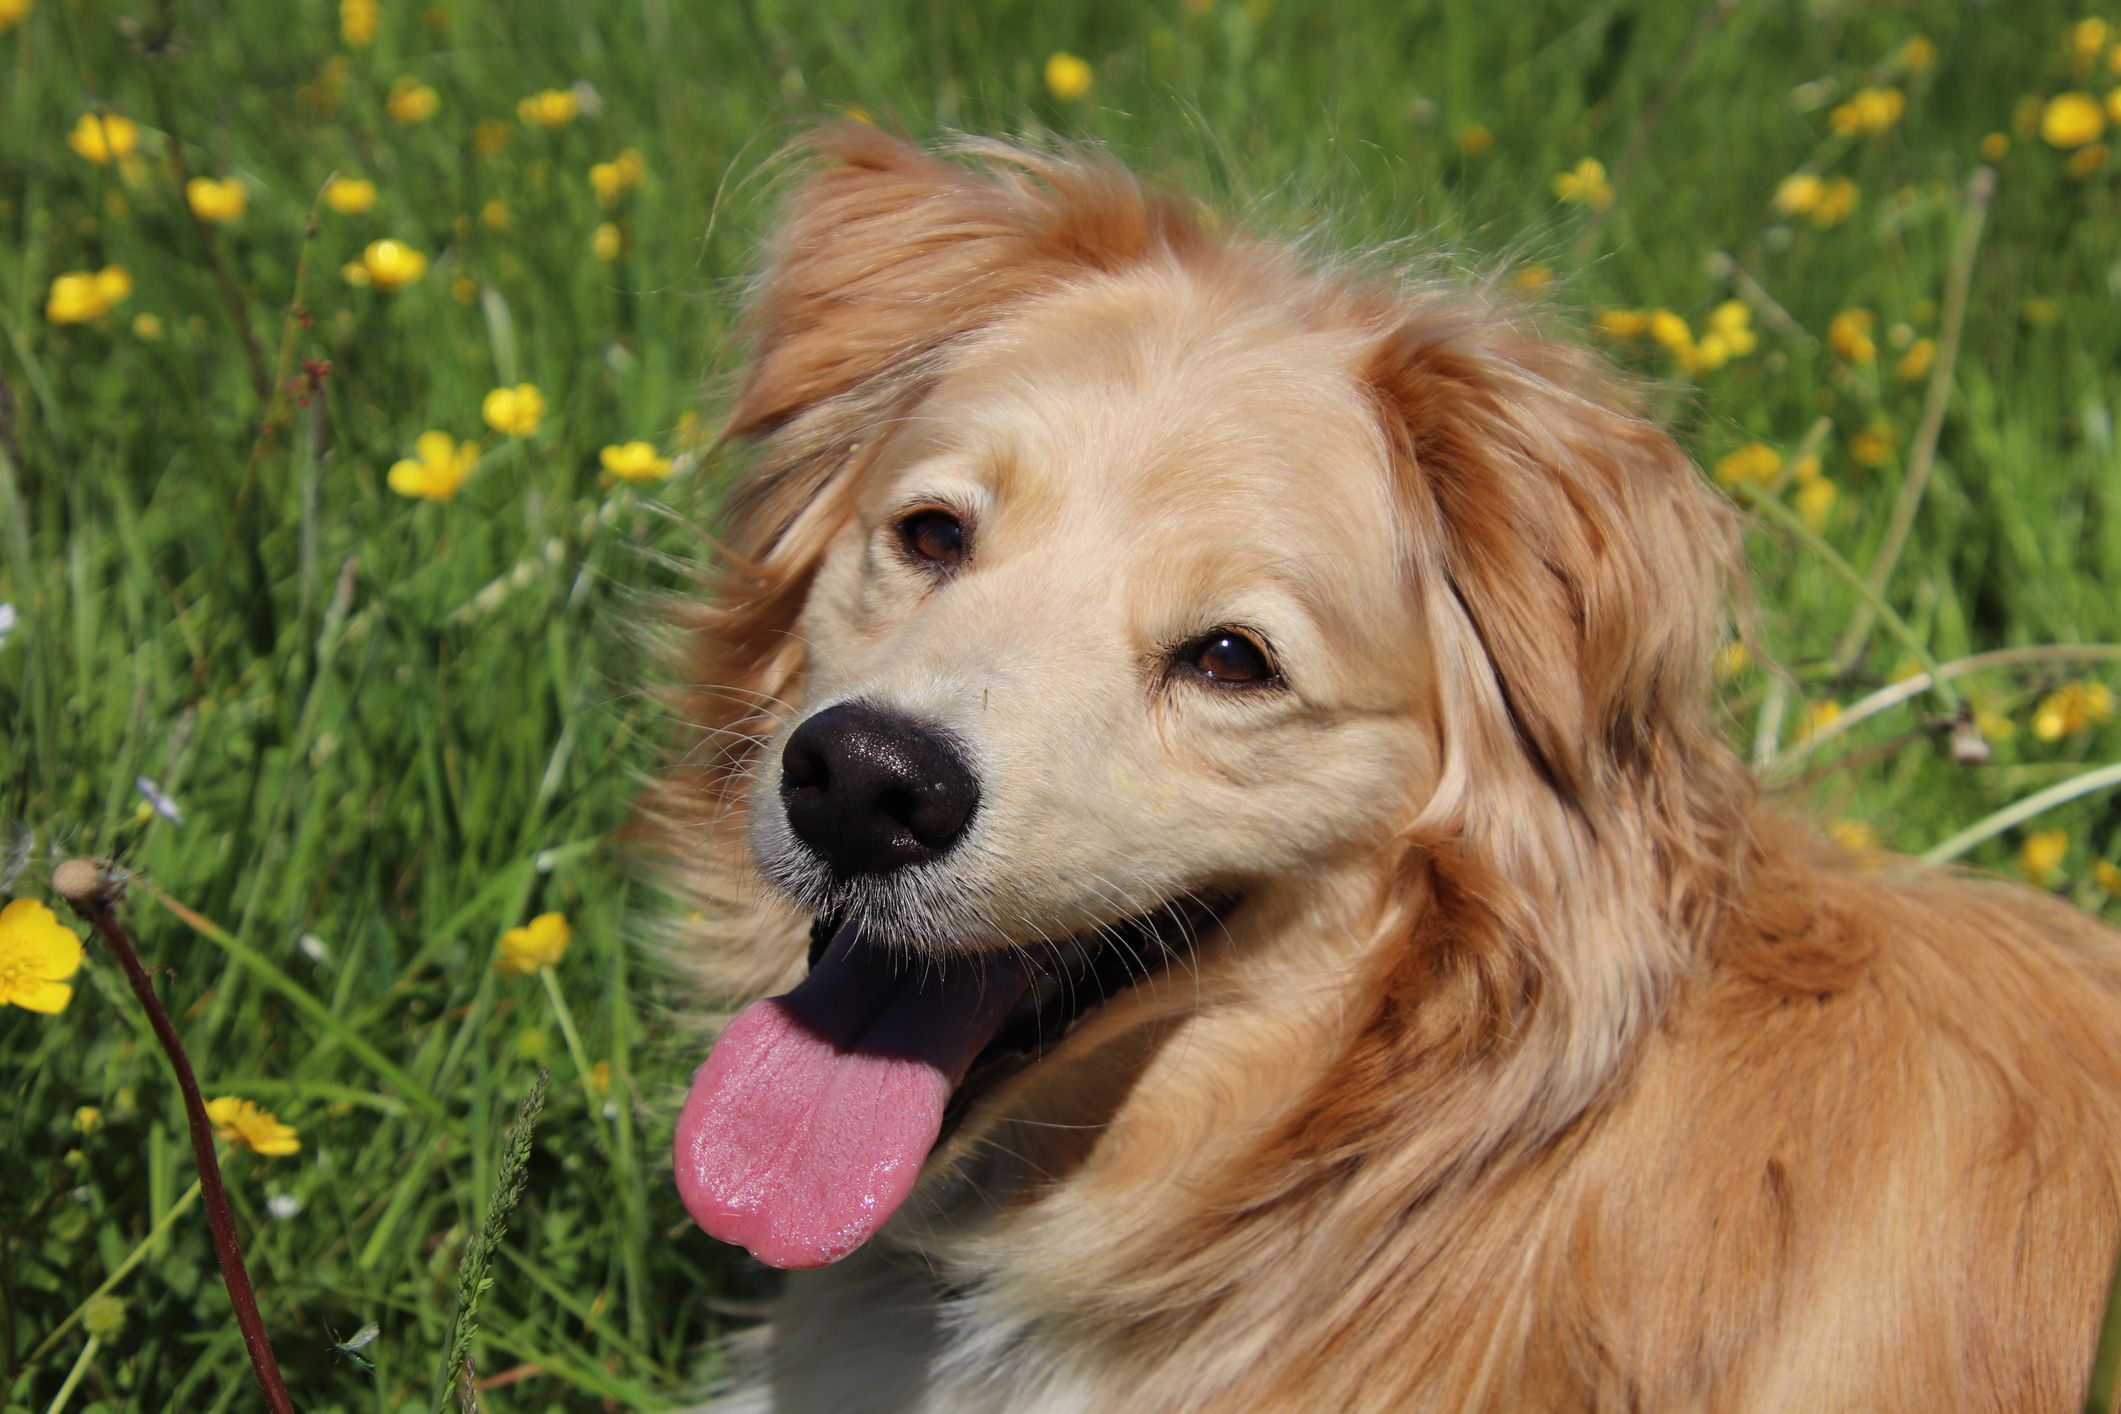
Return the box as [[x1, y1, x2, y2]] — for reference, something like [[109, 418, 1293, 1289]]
[[3, 0, 2119, 1408]]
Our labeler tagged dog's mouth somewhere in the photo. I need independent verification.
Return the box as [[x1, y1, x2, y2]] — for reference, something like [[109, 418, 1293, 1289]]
[[673, 892, 1233, 1270]]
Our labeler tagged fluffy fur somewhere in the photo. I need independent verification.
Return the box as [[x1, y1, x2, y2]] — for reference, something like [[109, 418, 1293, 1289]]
[[644, 126, 2121, 1412]]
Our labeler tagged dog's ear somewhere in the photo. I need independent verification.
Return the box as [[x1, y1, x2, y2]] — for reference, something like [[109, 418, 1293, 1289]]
[[709, 120, 1204, 587], [729, 125, 1202, 439], [1366, 307, 1739, 802]]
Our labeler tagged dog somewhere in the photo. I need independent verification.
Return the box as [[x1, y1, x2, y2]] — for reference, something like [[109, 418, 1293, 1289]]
[[647, 125, 2121, 1411]]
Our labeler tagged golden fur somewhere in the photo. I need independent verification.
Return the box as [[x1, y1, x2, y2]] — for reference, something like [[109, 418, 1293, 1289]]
[[645, 126, 2121, 1411]]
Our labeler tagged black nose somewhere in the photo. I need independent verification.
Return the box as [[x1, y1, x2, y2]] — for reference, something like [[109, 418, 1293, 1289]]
[[779, 703, 980, 878]]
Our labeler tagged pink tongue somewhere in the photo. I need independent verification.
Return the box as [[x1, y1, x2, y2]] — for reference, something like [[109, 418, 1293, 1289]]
[[674, 926, 1033, 1268]]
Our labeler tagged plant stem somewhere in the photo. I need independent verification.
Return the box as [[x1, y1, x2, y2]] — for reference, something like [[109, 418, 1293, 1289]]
[[43, 1333, 98, 1414], [1769, 644, 2121, 774], [1830, 165, 1995, 673], [1920, 761, 2121, 865], [1737, 484, 1959, 717], [52, 863, 295, 1414]]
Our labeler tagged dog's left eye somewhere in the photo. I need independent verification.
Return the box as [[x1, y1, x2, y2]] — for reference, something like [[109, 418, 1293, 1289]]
[[896, 509, 967, 572], [1180, 629, 1279, 688]]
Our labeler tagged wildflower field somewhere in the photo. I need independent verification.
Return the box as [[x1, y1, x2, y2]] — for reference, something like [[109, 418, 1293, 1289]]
[[3, 0, 2121, 1408]]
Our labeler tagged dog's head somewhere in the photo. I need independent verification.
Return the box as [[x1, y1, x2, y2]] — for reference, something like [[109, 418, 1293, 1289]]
[[664, 127, 1743, 1270]]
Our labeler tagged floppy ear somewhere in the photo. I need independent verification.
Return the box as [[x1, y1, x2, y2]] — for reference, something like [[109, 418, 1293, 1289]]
[[1365, 304, 1740, 805]]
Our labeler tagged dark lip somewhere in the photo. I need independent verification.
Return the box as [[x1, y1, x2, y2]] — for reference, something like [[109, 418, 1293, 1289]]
[[802, 892, 1241, 1138]]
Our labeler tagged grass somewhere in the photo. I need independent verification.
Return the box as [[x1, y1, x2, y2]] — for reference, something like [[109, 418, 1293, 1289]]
[[3, 0, 2119, 1408]]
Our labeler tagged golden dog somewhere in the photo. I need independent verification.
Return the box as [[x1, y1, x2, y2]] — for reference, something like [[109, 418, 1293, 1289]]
[[649, 126, 2121, 1411]]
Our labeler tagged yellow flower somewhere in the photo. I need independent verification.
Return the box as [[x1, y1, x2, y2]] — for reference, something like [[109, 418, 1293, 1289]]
[[387, 76, 440, 125], [2072, 18, 2109, 73], [73, 1106, 103, 1134], [2110, 87, 2121, 125], [1596, 308, 1647, 338], [2093, 859, 2121, 895], [590, 147, 646, 207], [205, 1097, 300, 1156], [0, 0, 32, 35], [1899, 36, 1936, 71], [451, 275, 478, 305], [1714, 442, 1781, 487], [1830, 87, 1905, 136], [340, 0, 377, 46], [1789, 453, 1821, 484], [387, 431, 477, 501], [1552, 157, 1614, 211], [481, 197, 510, 230], [1707, 299, 1757, 356], [45, 266, 132, 324], [495, 912, 571, 975], [1850, 427, 1895, 467], [323, 176, 377, 214], [1714, 642, 1751, 680], [2066, 141, 2108, 177], [1798, 700, 1842, 739], [474, 119, 512, 157], [1512, 264, 1552, 291], [2032, 681, 2115, 740], [1773, 172, 1824, 216], [67, 112, 139, 165], [1829, 308, 1876, 363], [2041, 92, 2106, 148], [1980, 131, 2011, 160], [1456, 124, 1494, 156], [482, 383, 546, 437], [1810, 177, 1859, 228], [1708, 299, 1751, 333], [1647, 308, 1691, 352], [185, 176, 247, 223], [1896, 337, 1935, 383], [2020, 829, 2069, 882], [0, 898, 83, 1014], [1683, 332, 1730, 374], [1795, 476, 1837, 532], [352, 238, 428, 291], [1045, 52, 1093, 101], [516, 88, 580, 128], [592, 222, 621, 261], [1828, 818, 1880, 854], [600, 440, 672, 482], [131, 312, 163, 340]]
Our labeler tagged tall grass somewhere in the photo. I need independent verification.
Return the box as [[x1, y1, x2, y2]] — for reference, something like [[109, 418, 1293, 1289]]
[[2, 0, 2117, 1407]]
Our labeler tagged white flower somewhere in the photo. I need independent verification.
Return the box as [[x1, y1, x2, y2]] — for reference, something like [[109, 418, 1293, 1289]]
[[266, 1192, 304, 1220], [135, 776, 184, 826], [0, 602, 15, 648]]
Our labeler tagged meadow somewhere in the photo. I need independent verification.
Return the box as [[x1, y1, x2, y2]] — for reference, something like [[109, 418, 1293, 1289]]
[[3, 0, 2120, 1408]]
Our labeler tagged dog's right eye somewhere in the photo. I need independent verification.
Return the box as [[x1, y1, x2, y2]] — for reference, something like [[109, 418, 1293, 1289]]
[[896, 509, 967, 573], [1178, 628, 1280, 689]]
